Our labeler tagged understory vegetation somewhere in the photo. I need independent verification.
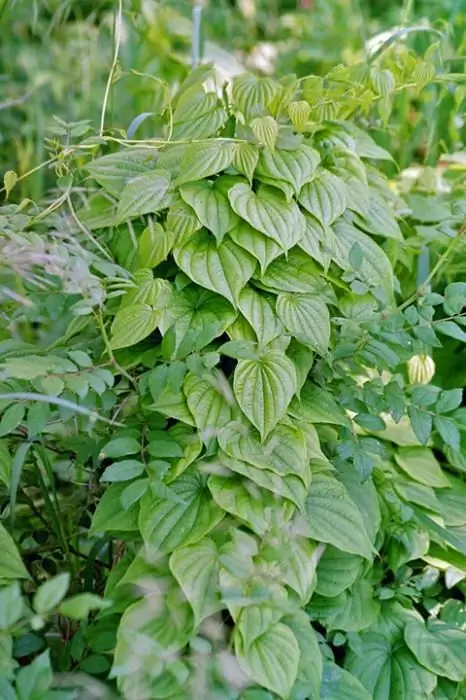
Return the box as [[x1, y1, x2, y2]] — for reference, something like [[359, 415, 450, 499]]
[[0, 1, 465, 699]]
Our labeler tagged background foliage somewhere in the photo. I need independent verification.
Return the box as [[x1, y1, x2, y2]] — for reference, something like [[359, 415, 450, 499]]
[[0, 1, 465, 699]]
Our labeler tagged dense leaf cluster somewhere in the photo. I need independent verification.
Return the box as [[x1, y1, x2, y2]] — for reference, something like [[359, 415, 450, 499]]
[[0, 55, 465, 700]]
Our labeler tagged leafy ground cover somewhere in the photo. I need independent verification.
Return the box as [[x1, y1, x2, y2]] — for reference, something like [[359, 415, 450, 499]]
[[0, 1, 465, 699]]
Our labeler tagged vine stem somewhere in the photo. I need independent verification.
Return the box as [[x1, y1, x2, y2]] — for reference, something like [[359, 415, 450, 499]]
[[99, 0, 123, 137], [95, 309, 138, 392]]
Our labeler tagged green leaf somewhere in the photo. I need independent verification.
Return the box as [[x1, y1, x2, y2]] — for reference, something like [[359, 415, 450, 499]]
[[285, 613, 322, 697], [117, 170, 171, 221], [138, 222, 176, 268], [276, 293, 330, 355], [90, 483, 139, 535], [316, 547, 362, 597], [174, 140, 236, 186], [299, 169, 347, 226], [179, 181, 239, 245], [0, 403, 25, 437], [174, 230, 256, 306], [304, 473, 373, 559], [85, 148, 158, 196], [235, 622, 299, 699], [251, 116, 279, 151], [33, 573, 70, 614], [100, 437, 140, 459], [218, 453, 307, 509], [436, 475, 466, 527], [229, 221, 282, 275], [0, 523, 29, 580], [256, 145, 320, 196], [281, 536, 319, 602], [219, 420, 309, 484], [354, 192, 402, 240], [320, 662, 371, 700], [408, 405, 432, 445], [394, 447, 450, 488], [208, 473, 294, 536], [232, 74, 277, 120], [289, 382, 350, 426], [308, 579, 380, 632], [238, 286, 282, 348], [139, 471, 224, 554], [16, 650, 53, 700], [228, 183, 304, 250], [259, 248, 329, 296], [120, 478, 148, 511], [169, 538, 220, 625], [59, 593, 109, 620], [346, 634, 436, 700], [100, 460, 144, 482], [436, 321, 466, 342], [436, 389, 463, 414], [183, 372, 232, 433], [166, 194, 202, 241], [110, 304, 159, 349], [435, 415, 461, 452], [332, 220, 394, 298], [232, 142, 259, 183], [405, 620, 466, 682], [233, 349, 297, 440]]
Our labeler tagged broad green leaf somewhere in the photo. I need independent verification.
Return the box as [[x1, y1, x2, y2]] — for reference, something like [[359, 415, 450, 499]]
[[183, 372, 232, 433], [100, 460, 144, 482], [320, 662, 371, 700], [233, 349, 297, 440], [228, 183, 304, 250], [316, 547, 362, 597], [346, 633, 437, 700], [232, 74, 277, 120], [285, 613, 322, 698], [0, 403, 25, 437], [208, 474, 294, 536], [179, 181, 239, 245], [436, 475, 466, 526], [298, 213, 335, 269], [289, 382, 350, 426], [251, 116, 279, 151], [159, 287, 237, 357], [100, 437, 140, 459], [229, 221, 283, 275], [281, 536, 319, 602], [89, 483, 139, 535], [276, 293, 330, 355], [139, 471, 224, 553], [33, 573, 70, 614], [174, 140, 236, 186], [304, 473, 373, 559], [169, 538, 221, 624], [172, 106, 228, 140], [354, 192, 402, 241], [219, 420, 309, 484], [434, 679, 461, 700], [256, 145, 320, 196], [238, 605, 285, 651], [16, 650, 53, 700], [85, 148, 158, 196], [232, 142, 259, 183], [336, 464, 381, 543], [59, 593, 109, 620], [394, 447, 450, 488], [330, 151, 369, 216], [299, 170, 347, 226], [117, 170, 171, 221], [238, 286, 282, 348], [139, 222, 176, 268], [218, 453, 307, 509], [174, 230, 256, 306], [110, 304, 160, 349], [165, 194, 202, 241], [332, 220, 394, 298], [287, 341, 315, 399], [259, 249, 332, 297], [288, 100, 311, 128], [307, 579, 380, 632], [0, 523, 30, 580], [235, 622, 299, 699], [405, 619, 466, 682]]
